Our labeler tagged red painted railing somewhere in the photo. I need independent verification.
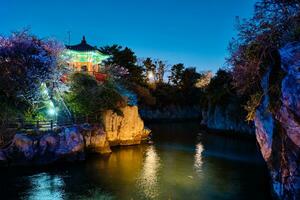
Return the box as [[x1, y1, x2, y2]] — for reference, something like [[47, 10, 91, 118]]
[[61, 71, 108, 83]]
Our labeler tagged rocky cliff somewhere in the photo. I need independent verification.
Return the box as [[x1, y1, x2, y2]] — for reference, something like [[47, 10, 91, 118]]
[[102, 106, 150, 145], [201, 102, 255, 135], [0, 106, 150, 166], [254, 42, 300, 200]]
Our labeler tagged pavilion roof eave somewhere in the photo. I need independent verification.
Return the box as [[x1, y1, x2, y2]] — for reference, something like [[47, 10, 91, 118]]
[[63, 49, 111, 64]]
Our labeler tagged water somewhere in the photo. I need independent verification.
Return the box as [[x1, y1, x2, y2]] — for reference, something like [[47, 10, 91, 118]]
[[0, 122, 272, 200]]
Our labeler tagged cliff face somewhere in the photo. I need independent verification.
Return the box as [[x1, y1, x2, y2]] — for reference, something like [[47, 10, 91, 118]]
[[0, 106, 150, 165], [83, 124, 112, 154], [201, 102, 254, 135], [102, 106, 150, 145], [255, 42, 300, 200]]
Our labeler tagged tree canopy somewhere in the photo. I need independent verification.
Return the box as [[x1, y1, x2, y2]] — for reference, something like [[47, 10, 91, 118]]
[[100, 45, 145, 85], [0, 31, 64, 121]]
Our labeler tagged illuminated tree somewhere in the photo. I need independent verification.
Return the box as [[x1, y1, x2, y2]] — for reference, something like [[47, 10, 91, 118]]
[[0, 31, 64, 121], [65, 73, 125, 116], [195, 71, 212, 89], [143, 57, 156, 83]]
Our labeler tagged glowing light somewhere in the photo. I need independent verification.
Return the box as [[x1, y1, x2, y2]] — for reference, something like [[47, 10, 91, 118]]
[[42, 88, 48, 95], [49, 101, 54, 107], [41, 83, 49, 95], [147, 71, 155, 82], [194, 143, 204, 173], [48, 108, 56, 116], [62, 49, 110, 65], [27, 173, 65, 200]]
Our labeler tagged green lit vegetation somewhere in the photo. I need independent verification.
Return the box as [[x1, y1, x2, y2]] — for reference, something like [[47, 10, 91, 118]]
[[64, 72, 126, 116]]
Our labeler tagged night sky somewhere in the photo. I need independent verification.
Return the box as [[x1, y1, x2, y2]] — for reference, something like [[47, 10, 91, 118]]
[[0, 0, 256, 72]]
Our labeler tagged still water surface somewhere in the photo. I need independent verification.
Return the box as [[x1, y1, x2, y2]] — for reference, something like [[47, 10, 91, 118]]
[[0, 122, 272, 200]]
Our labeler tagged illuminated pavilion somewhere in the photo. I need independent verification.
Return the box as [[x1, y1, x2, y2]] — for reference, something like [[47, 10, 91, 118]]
[[64, 36, 110, 75]]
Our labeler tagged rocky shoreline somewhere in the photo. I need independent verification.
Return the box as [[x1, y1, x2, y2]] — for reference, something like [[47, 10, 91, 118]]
[[0, 106, 151, 166], [201, 103, 255, 135]]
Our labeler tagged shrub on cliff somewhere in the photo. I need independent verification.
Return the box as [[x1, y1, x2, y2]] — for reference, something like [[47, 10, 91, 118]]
[[64, 73, 126, 116]]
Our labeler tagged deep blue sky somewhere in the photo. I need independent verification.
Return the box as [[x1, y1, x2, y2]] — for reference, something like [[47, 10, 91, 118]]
[[0, 0, 256, 72]]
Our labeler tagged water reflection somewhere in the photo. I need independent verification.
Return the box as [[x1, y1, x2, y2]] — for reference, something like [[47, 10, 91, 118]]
[[26, 173, 65, 200], [137, 145, 160, 199], [194, 143, 204, 173], [0, 122, 272, 200]]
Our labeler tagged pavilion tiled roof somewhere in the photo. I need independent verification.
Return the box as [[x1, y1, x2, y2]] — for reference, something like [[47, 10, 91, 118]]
[[65, 36, 99, 52]]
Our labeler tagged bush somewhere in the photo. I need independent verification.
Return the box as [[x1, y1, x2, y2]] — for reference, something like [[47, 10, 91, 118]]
[[129, 83, 156, 106], [64, 73, 126, 116]]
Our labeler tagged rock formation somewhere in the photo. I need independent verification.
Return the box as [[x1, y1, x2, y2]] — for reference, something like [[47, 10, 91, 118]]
[[102, 106, 149, 145], [0, 106, 150, 166], [201, 102, 254, 135], [0, 126, 85, 165], [83, 124, 112, 154], [255, 42, 300, 200]]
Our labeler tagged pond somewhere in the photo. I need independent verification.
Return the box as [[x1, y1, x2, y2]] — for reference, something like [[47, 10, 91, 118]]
[[0, 122, 272, 200]]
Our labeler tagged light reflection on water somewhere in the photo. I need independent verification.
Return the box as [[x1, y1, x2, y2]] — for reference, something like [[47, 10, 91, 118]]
[[194, 143, 204, 173], [137, 145, 160, 199], [0, 122, 272, 200], [25, 173, 65, 200]]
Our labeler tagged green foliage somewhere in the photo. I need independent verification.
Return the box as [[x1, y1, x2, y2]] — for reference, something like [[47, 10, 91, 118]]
[[129, 83, 156, 106], [142, 58, 167, 83], [151, 83, 184, 107], [100, 45, 146, 85], [205, 69, 235, 107], [0, 31, 64, 123], [168, 63, 184, 86], [156, 60, 166, 83], [181, 68, 201, 91], [64, 73, 126, 116], [243, 92, 263, 121], [143, 57, 156, 83], [0, 102, 21, 125], [23, 107, 47, 121]]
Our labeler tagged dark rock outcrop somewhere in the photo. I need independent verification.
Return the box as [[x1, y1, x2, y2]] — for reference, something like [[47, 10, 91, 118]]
[[201, 102, 254, 135], [0, 126, 85, 165], [255, 42, 300, 200]]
